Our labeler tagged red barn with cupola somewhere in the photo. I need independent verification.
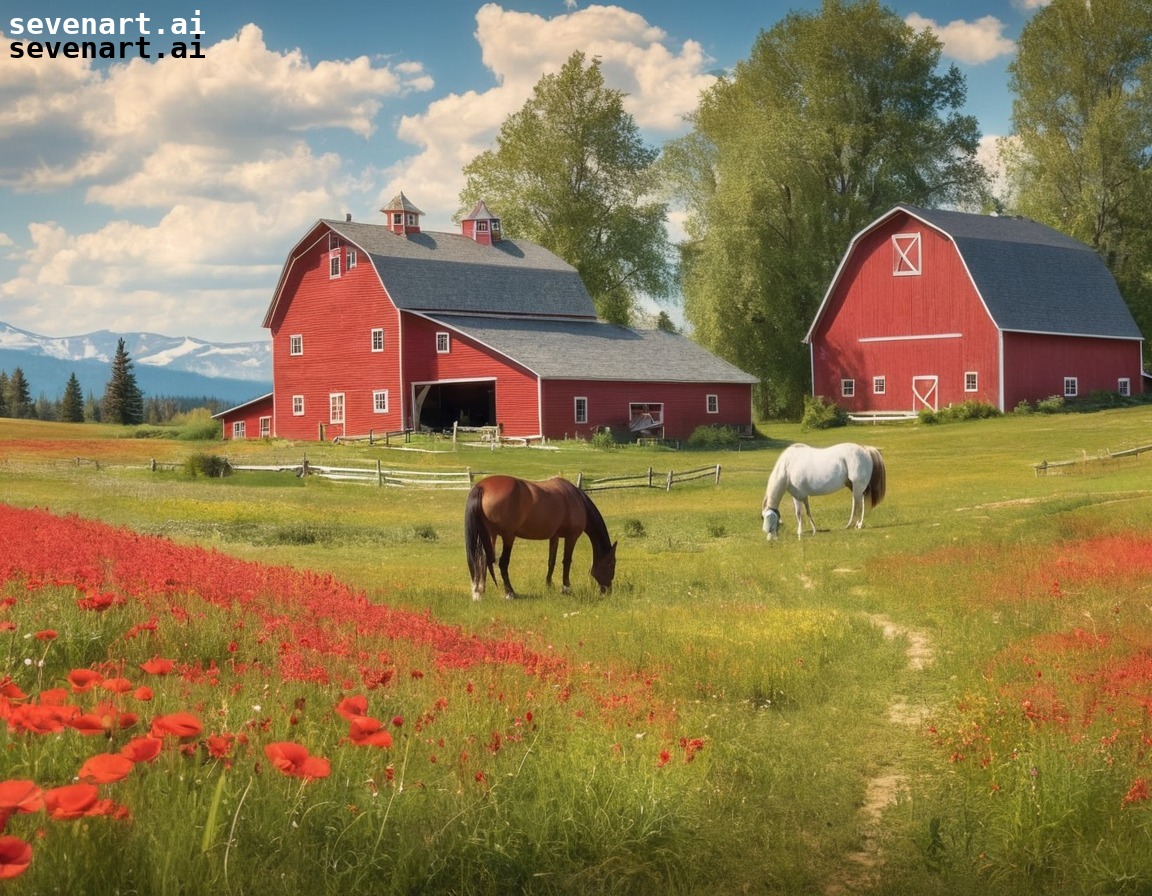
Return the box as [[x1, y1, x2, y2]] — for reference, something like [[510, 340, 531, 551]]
[[216, 193, 756, 441], [806, 205, 1144, 415]]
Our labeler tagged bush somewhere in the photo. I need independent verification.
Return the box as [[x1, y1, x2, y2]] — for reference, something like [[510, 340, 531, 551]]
[[185, 452, 232, 478], [590, 429, 619, 450], [686, 425, 740, 450], [801, 395, 849, 430], [1013, 400, 1034, 415], [923, 401, 1002, 424], [1036, 394, 1066, 414]]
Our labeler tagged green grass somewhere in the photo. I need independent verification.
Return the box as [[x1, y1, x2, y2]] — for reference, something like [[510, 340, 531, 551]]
[[1, 410, 1152, 894]]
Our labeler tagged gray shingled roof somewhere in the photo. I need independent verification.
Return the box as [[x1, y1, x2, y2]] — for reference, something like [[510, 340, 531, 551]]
[[898, 205, 1142, 340], [324, 220, 597, 319], [425, 314, 759, 384]]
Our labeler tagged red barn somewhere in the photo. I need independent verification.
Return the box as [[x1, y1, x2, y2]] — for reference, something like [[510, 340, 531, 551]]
[[806, 205, 1145, 415], [216, 194, 756, 441]]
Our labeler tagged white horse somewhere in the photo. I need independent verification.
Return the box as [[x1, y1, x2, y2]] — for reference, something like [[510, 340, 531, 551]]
[[761, 443, 886, 539]]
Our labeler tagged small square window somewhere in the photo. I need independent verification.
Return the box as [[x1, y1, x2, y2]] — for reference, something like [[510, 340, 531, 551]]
[[289, 335, 303, 356], [436, 332, 450, 354], [329, 253, 341, 278], [347, 248, 357, 270], [964, 371, 978, 392], [329, 393, 345, 425], [373, 390, 389, 413], [393, 213, 403, 226], [841, 379, 855, 398], [873, 376, 886, 395], [371, 328, 384, 352], [574, 396, 588, 424], [232, 421, 246, 439], [1119, 377, 1131, 397], [1064, 377, 1078, 398], [706, 394, 719, 414], [292, 395, 304, 416]]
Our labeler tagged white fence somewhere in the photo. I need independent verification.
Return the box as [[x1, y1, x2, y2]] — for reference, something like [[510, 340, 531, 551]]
[[230, 459, 474, 489]]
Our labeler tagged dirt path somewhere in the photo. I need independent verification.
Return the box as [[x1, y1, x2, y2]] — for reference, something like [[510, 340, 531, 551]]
[[823, 614, 934, 895]]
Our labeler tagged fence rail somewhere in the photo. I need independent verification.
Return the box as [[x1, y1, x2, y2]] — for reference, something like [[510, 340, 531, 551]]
[[230, 458, 475, 489], [576, 464, 721, 491], [1033, 443, 1152, 475]]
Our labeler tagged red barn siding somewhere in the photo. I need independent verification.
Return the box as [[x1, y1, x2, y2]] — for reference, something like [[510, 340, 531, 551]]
[[218, 395, 273, 440], [1003, 333, 1144, 408], [268, 237, 403, 440]]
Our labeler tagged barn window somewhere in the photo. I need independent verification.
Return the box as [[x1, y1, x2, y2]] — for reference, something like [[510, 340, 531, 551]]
[[873, 376, 886, 395], [259, 416, 271, 437], [706, 394, 719, 414], [1063, 377, 1078, 398], [892, 233, 921, 276], [965, 372, 978, 392], [347, 249, 357, 270], [292, 395, 304, 416], [328, 232, 340, 251], [393, 213, 403, 226], [574, 396, 588, 424], [477, 221, 489, 232], [232, 421, 246, 439], [841, 379, 855, 398], [373, 390, 389, 413], [407, 213, 418, 226], [371, 328, 384, 352], [329, 252, 341, 278], [329, 393, 345, 424], [436, 332, 451, 354], [1119, 377, 1131, 397], [289, 335, 303, 356]]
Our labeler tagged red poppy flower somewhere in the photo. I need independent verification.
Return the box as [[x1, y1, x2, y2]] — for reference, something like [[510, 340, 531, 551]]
[[0, 622, 16, 633], [120, 736, 163, 763], [0, 680, 27, 701], [34, 630, 56, 641], [7, 703, 70, 734], [264, 742, 331, 780], [38, 688, 69, 706], [78, 754, 135, 785], [206, 734, 235, 759], [150, 712, 202, 739], [336, 695, 368, 720], [133, 686, 154, 702], [347, 716, 393, 748], [43, 783, 99, 820], [139, 658, 174, 676], [0, 780, 43, 815], [101, 678, 133, 695], [67, 669, 103, 693], [0, 836, 32, 879], [68, 714, 109, 736]]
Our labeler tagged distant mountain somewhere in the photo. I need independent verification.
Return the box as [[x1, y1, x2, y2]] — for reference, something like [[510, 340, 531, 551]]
[[0, 322, 272, 407]]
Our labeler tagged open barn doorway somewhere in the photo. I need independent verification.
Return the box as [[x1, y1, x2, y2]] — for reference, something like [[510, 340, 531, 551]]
[[412, 380, 496, 433]]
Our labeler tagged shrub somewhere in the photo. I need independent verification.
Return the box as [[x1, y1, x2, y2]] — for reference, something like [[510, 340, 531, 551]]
[[1013, 400, 1034, 415], [686, 425, 740, 449], [1036, 394, 1066, 414], [185, 452, 232, 478], [801, 395, 849, 430], [927, 401, 1002, 424], [620, 518, 646, 538], [590, 428, 619, 450]]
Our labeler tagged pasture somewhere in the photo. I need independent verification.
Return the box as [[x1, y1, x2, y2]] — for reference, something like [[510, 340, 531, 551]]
[[1, 408, 1151, 895]]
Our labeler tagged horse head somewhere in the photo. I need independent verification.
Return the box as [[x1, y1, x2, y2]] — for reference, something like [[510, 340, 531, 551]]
[[591, 541, 618, 593], [762, 508, 780, 541]]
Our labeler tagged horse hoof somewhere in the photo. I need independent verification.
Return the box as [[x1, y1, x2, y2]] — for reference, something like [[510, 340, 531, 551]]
[[504, 592, 516, 600], [471, 591, 483, 601], [561, 586, 571, 595]]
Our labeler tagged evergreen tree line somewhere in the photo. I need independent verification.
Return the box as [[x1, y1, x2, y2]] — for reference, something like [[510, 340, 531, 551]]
[[0, 338, 225, 425]]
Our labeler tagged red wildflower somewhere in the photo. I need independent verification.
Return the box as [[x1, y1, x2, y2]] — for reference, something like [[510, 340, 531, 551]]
[[34, 630, 56, 641], [67, 669, 103, 693], [78, 754, 135, 784], [206, 733, 235, 759], [7, 703, 73, 734], [1123, 778, 1149, 806], [139, 658, 174, 676], [264, 742, 331, 780], [76, 591, 120, 611], [38, 688, 69, 705], [68, 713, 110, 736], [133, 686, 153, 702], [0, 780, 43, 816], [101, 677, 133, 695], [0, 622, 15, 633], [657, 749, 671, 768], [336, 695, 368, 720], [0, 679, 27, 701], [150, 712, 202, 739], [347, 716, 393, 748], [0, 837, 32, 879], [43, 783, 99, 820], [121, 736, 163, 763]]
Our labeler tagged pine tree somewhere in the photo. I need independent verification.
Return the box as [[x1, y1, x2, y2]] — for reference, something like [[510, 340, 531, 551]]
[[61, 373, 85, 423], [0, 372, 8, 417], [8, 367, 34, 419], [101, 339, 145, 425]]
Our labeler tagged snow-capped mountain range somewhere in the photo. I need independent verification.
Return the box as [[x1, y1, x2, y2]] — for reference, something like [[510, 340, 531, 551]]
[[0, 321, 272, 405]]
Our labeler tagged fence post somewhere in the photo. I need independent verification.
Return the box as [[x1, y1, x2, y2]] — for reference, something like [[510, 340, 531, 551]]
[[665, 470, 673, 491], [576, 472, 584, 489], [369, 430, 375, 446], [377, 459, 383, 488], [715, 464, 721, 485], [647, 466, 653, 487], [151, 458, 157, 472]]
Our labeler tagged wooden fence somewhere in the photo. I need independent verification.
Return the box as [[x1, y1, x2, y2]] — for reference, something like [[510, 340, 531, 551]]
[[576, 464, 721, 492], [230, 459, 475, 489], [1033, 443, 1152, 476]]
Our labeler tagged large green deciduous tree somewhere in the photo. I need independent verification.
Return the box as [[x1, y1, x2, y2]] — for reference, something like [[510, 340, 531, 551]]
[[1002, 0, 1152, 338], [458, 51, 673, 324], [664, 0, 988, 417], [102, 338, 144, 425]]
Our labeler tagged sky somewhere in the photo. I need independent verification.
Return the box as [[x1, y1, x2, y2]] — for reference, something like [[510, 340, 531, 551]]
[[0, 0, 1048, 345]]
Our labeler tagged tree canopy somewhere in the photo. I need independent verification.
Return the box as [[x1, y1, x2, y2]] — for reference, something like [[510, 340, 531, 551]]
[[458, 51, 674, 324], [663, 0, 988, 417]]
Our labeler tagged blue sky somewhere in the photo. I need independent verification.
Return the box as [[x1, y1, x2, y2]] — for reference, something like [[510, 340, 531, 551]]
[[0, 1, 1045, 344]]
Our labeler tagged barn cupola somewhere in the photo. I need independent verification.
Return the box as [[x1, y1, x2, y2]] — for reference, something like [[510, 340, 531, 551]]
[[461, 200, 503, 245], [380, 192, 424, 235]]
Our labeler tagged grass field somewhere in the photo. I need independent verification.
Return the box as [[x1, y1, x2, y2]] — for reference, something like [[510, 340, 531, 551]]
[[1, 409, 1151, 895]]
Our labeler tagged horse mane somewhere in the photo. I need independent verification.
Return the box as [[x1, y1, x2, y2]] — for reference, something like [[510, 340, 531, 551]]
[[865, 447, 887, 508], [576, 488, 613, 556]]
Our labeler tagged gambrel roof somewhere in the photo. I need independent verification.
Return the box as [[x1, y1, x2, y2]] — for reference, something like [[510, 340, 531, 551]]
[[807, 204, 1143, 343], [425, 314, 759, 384]]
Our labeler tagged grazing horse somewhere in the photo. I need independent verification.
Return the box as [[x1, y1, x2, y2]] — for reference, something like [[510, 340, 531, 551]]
[[464, 475, 617, 600], [761, 443, 886, 540]]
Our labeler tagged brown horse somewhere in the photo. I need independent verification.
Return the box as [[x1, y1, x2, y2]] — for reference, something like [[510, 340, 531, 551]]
[[464, 475, 617, 600]]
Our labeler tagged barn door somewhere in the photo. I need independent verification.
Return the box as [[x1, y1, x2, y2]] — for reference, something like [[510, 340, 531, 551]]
[[912, 376, 938, 411]]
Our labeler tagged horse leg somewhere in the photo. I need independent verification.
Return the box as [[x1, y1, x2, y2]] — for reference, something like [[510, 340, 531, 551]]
[[546, 537, 559, 588], [844, 488, 859, 529], [560, 537, 577, 594], [803, 498, 817, 535], [497, 537, 517, 600], [855, 490, 866, 529], [792, 497, 806, 538]]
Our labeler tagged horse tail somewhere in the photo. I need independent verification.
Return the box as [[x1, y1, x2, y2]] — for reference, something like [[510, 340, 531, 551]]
[[464, 484, 496, 585], [865, 447, 886, 508]]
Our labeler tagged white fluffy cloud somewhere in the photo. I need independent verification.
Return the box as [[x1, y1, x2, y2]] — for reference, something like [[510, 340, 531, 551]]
[[905, 13, 1016, 65]]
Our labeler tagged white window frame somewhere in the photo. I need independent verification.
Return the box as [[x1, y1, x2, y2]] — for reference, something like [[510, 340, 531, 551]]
[[964, 371, 978, 393], [347, 248, 357, 270], [892, 232, 922, 276], [289, 334, 303, 356], [329, 392, 345, 425], [371, 328, 385, 352], [329, 252, 341, 278], [1064, 377, 1078, 398], [841, 378, 855, 398], [873, 376, 886, 395], [706, 393, 719, 414], [232, 421, 246, 439], [477, 220, 489, 232], [406, 212, 418, 227], [574, 396, 588, 424], [328, 232, 340, 251], [392, 212, 403, 226], [1118, 377, 1131, 397], [435, 332, 451, 354], [373, 390, 389, 414], [629, 402, 664, 426], [259, 416, 271, 438], [292, 395, 305, 416]]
